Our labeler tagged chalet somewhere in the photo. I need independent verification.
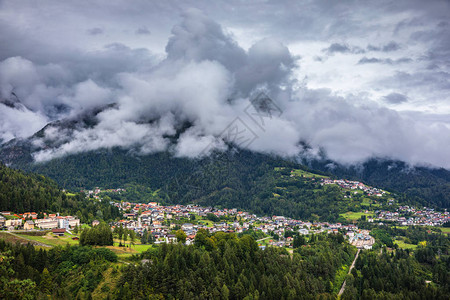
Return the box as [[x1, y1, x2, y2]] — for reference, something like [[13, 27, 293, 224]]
[[52, 228, 66, 236], [24, 220, 34, 230]]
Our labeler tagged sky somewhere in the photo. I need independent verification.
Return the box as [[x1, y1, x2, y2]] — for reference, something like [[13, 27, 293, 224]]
[[0, 0, 449, 168]]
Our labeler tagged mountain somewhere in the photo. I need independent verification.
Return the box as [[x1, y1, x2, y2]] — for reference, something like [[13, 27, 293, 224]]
[[1, 109, 449, 218]]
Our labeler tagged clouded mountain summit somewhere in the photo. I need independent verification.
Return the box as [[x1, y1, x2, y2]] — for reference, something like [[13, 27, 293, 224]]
[[0, 1, 449, 169]]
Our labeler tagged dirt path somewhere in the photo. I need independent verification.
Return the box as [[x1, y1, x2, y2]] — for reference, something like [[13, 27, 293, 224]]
[[338, 248, 361, 298]]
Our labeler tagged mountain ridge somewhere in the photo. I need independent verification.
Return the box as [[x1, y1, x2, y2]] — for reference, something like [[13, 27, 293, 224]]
[[1, 110, 449, 211]]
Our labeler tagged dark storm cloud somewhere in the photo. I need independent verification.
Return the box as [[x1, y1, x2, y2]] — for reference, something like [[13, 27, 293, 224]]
[[0, 0, 449, 169], [384, 92, 408, 104], [367, 41, 401, 52], [323, 43, 365, 55], [165, 8, 247, 72]]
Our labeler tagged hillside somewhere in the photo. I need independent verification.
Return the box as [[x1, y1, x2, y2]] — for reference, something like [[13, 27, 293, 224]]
[[0, 163, 64, 212], [0, 163, 120, 222], [304, 158, 450, 209], [1, 132, 449, 218], [0, 147, 402, 222]]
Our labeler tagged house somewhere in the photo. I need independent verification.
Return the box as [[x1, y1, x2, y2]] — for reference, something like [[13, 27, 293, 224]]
[[92, 220, 100, 226], [5, 218, 22, 228], [58, 218, 69, 230], [24, 220, 34, 230], [166, 234, 177, 243], [298, 228, 309, 235], [67, 217, 80, 228], [181, 223, 194, 232], [36, 219, 58, 229], [52, 228, 66, 236]]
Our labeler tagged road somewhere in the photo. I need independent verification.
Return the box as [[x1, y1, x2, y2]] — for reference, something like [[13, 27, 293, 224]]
[[338, 248, 361, 298]]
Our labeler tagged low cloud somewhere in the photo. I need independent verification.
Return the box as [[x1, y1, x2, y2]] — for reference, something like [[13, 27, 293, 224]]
[[367, 41, 401, 52], [323, 43, 365, 55], [357, 57, 412, 65], [0, 7, 449, 170]]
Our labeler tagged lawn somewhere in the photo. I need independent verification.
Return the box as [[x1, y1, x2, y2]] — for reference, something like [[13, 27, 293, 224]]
[[339, 211, 373, 221], [198, 219, 214, 227], [110, 240, 156, 254], [16, 232, 79, 246], [394, 239, 418, 250]]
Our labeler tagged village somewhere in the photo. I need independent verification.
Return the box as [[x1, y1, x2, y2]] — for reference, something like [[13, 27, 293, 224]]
[[1, 184, 448, 250], [320, 178, 387, 197], [0, 201, 375, 249], [375, 206, 449, 226], [112, 201, 376, 249]]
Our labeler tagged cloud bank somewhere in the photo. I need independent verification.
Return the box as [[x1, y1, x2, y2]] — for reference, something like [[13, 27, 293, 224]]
[[0, 2, 449, 169]]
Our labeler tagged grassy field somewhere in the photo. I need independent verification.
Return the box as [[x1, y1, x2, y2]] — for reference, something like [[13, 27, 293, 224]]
[[339, 211, 373, 221], [198, 219, 214, 227], [108, 240, 156, 255], [16, 232, 79, 246], [394, 239, 418, 250], [290, 169, 329, 178], [439, 227, 450, 234], [274, 167, 329, 178]]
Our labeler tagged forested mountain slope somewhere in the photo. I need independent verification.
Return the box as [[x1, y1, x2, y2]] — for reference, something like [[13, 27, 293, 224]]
[[0, 163, 120, 222]]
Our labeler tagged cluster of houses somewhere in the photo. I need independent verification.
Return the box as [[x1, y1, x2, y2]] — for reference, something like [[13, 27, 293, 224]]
[[111, 202, 375, 248], [82, 187, 126, 200], [320, 179, 387, 197], [376, 206, 449, 226], [0, 211, 80, 231], [347, 229, 375, 249]]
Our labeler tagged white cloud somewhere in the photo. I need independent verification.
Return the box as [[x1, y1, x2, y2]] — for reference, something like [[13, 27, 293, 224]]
[[0, 2, 449, 169]]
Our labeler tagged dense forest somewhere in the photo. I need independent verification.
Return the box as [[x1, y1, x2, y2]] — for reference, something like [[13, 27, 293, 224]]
[[0, 240, 118, 299], [2, 140, 448, 209], [0, 148, 398, 222], [0, 163, 121, 223], [114, 231, 356, 299], [1, 229, 448, 299]]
